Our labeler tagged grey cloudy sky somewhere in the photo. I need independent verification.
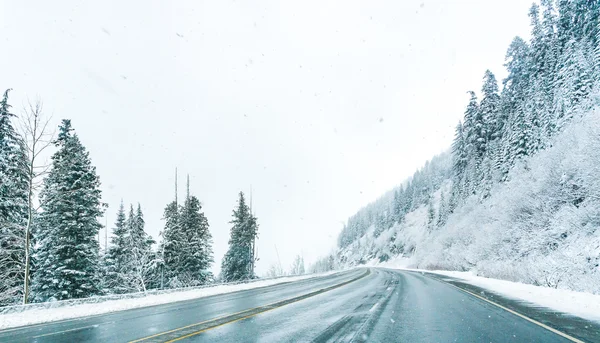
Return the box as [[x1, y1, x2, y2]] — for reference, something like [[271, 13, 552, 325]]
[[1, 0, 532, 275]]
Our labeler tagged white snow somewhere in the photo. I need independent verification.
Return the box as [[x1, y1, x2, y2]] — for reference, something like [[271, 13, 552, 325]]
[[339, 108, 600, 295], [433, 269, 600, 323], [378, 259, 600, 323], [0, 272, 337, 330]]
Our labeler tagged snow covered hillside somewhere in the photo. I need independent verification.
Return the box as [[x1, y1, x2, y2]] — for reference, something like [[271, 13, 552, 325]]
[[337, 106, 600, 294], [331, 0, 600, 295]]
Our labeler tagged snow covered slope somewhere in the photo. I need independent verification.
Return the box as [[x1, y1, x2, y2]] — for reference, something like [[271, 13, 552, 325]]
[[335, 107, 600, 294], [332, 0, 600, 295]]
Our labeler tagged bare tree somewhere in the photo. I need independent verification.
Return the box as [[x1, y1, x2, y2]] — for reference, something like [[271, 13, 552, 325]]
[[289, 255, 305, 276], [129, 248, 159, 292], [19, 99, 54, 304], [265, 263, 285, 278]]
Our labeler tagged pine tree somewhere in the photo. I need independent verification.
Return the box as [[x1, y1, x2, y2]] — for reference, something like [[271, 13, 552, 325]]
[[557, 0, 574, 51], [221, 192, 258, 282], [528, 2, 556, 85], [526, 3, 549, 152], [571, 42, 594, 109], [0, 89, 28, 225], [160, 199, 185, 286], [571, 0, 600, 44], [555, 38, 595, 129], [103, 201, 129, 294], [466, 91, 484, 157], [437, 191, 448, 227], [479, 70, 504, 192], [399, 186, 411, 219], [133, 204, 154, 254], [480, 70, 503, 142], [501, 37, 531, 159], [497, 123, 514, 181], [540, 0, 559, 139], [451, 121, 468, 202], [179, 179, 214, 285], [587, 1, 600, 47], [127, 204, 156, 292], [426, 200, 435, 230], [463, 91, 484, 194], [503, 37, 531, 103], [32, 120, 104, 301], [105, 202, 156, 293], [500, 35, 535, 164], [373, 213, 385, 238], [0, 89, 29, 306], [392, 190, 401, 223], [595, 21, 600, 81], [509, 102, 533, 160]]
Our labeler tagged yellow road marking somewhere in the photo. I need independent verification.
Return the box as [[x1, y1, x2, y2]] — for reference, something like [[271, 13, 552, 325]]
[[164, 306, 279, 343], [130, 269, 370, 343], [446, 282, 586, 343], [127, 307, 254, 343]]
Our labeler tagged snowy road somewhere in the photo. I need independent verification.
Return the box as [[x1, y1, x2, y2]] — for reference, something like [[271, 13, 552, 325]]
[[0, 268, 596, 342]]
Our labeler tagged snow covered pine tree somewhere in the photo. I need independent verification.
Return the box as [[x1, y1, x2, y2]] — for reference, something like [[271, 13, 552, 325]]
[[221, 192, 258, 282], [32, 120, 104, 302], [179, 177, 214, 284], [0, 89, 29, 306], [159, 174, 213, 287], [103, 201, 130, 294]]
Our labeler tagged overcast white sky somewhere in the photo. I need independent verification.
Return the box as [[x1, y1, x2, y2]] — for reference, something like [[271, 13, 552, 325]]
[[1, 0, 532, 275]]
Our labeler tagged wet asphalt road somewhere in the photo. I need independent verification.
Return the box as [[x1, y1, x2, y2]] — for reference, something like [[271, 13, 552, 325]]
[[0, 268, 593, 342]]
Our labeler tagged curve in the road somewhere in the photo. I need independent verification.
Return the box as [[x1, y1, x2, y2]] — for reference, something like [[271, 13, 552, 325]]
[[189, 269, 587, 342], [0, 268, 596, 343]]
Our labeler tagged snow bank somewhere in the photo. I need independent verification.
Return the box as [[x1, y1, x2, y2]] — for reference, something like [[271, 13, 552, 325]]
[[0, 272, 336, 330], [431, 269, 600, 323]]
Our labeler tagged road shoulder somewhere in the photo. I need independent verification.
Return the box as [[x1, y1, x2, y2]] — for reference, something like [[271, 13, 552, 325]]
[[415, 271, 600, 343]]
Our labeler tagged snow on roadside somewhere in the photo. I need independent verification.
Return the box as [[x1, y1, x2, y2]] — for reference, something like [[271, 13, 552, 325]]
[[376, 258, 600, 323], [0, 271, 338, 330]]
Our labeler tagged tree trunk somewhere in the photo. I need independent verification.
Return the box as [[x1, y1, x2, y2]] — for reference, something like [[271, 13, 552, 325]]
[[23, 164, 34, 304]]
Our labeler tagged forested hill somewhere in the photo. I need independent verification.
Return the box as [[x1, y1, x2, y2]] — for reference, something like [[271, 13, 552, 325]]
[[336, 153, 451, 251], [327, 0, 600, 294]]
